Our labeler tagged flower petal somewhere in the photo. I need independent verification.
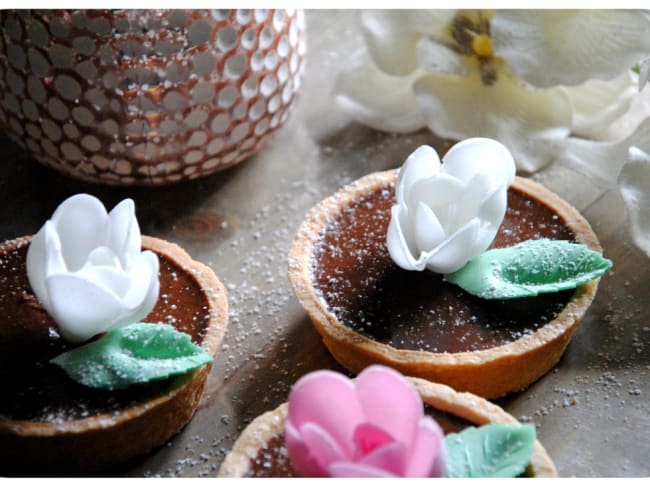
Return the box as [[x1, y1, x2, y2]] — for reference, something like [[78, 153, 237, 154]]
[[491, 10, 650, 88], [75, 265, 131, 300], [557, 117, 650, 188], [478, 181, 509, 225], [424, 218, 480, 274], [299, 422, 347, 475], [85, 246, 121, 268], [565, 71, 638, 139], [287, 370, 364, 458], [359, 10, 456, 76], [414, 68, 572, 173], [473, 186, 509, 257], [387, 206, 421, 271], [121, 250, 160, 315], [639, 58, 650, 91], [405, 417, 447, 477], [353, 423, 395, 458], [26, 221, 65, 310], [107, 198, 140, 269], [416, 36, 468, 77], [406, 173, 464, 230], [555, 139, 623, 188], [333, 51, 426, 133], [285, 421, 326, 477], [329, 461, 395, 477], [358, 441, 407, 477], [396, 145, 441, 205], [43, 225, 67, 278], [25, 231, 47, 307], [45, 273, 123, 343], [50, 194, 109, 271], [441, 137, 516, 187], [414, 202, 446, 254], [451, 172, 493, 235], [618, 147, 650, 257], [355, 365, 423, 449]]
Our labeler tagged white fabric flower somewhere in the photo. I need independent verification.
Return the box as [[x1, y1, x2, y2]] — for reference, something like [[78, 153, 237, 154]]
[[387, 138, 516, 274], [490, 10, 650, 88], [639, 58, 650, 91], [334, 10, 650, 173], [553, 111, 650, 259], [555, 116, 650, 188], [564, 72, 639, 139], [26, 194, 160, 343], [619, 147, 650, 257]]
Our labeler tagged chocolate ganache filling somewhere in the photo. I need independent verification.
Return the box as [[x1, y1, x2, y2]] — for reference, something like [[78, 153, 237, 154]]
[[0, 239, 211, 422], [312, 183, 575, 353], [245, 406, 472, 477]]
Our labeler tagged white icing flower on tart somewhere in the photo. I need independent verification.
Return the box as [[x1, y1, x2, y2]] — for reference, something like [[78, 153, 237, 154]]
[[26, 194, 159, 343], [387, 138, 515, 274]]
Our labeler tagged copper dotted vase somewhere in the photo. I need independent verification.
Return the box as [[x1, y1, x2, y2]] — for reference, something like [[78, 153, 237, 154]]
[[0, 10, 306, 185]]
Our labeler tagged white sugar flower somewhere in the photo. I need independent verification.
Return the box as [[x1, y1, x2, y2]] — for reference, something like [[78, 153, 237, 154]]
[[26, 194, 159, 343], [387, 138, 515, 274], [334, 10, 650, 173]]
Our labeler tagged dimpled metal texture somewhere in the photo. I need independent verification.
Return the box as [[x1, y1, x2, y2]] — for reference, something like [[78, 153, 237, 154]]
[[0, 9, 306, 185]]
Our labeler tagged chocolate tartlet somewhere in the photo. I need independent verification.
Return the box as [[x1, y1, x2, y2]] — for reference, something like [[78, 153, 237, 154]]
[[0, 235, 228, 473], [218, 377, 557, 477], [288, 170, 602, 398]]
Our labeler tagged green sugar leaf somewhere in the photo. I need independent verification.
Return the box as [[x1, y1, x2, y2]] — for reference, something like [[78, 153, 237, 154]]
[[51, 322, 212, 390], [445, 424, 536, 478], [445, 239, 612, 300]]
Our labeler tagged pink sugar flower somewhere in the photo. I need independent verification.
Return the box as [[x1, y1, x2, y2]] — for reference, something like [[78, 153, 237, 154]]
[[284, 365, 447, 477]]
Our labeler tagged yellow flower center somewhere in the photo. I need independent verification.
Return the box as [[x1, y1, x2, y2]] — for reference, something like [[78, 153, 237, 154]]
[[472, 34, 493, 58]]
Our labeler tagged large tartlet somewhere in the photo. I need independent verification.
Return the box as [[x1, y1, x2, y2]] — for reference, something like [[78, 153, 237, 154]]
[[288, 170, 602, 399], [0, 235, 228, 473], [218, 376, 557, 477]]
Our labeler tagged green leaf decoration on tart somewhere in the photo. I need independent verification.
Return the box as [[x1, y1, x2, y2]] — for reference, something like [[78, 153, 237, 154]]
[[444, 239, 612, 300], [51, 322, 212, 390], [445, 424, 536, 478]]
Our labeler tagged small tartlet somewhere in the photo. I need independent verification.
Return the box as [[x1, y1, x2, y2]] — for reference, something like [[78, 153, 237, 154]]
[[0, 235, 228, 473], [218, 376, 557, 477], [288, 170, 602, 399]]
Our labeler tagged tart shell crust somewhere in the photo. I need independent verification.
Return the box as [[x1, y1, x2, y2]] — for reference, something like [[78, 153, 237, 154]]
[[0, 235, 228, 472], [218, 377, 557, 477], [288, 171, 602, 399]]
